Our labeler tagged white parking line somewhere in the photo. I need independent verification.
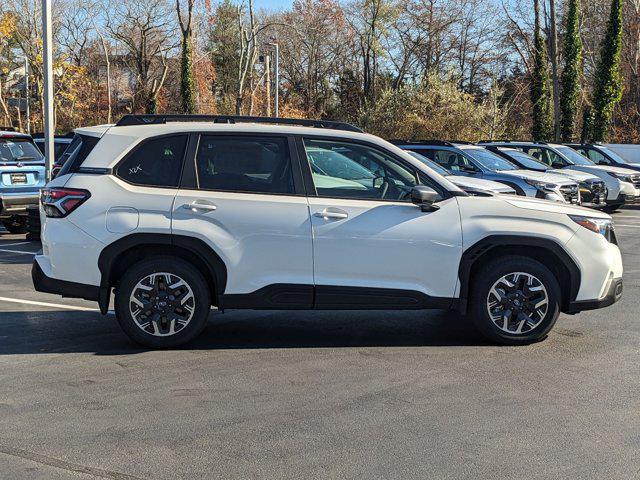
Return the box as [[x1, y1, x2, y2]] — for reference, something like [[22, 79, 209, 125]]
[[0, 249, 36, 255], [0, 242, 31, 247], [614, 224, 640, 228], [0, 296, 112, 313]]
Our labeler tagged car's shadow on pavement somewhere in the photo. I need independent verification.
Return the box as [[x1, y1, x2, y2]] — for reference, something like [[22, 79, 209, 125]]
[[0, 309, 492, 355]]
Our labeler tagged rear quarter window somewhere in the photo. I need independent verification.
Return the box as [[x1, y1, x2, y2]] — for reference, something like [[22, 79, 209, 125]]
[[116, 135, 188, 188], [57, 134, 100, 177]]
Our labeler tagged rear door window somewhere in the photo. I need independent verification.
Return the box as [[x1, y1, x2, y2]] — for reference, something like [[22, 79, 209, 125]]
[[116, 135, 188, 187], [195, 135, 294, 194]]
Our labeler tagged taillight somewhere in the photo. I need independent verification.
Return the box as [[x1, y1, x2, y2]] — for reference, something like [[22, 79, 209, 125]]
[[40, 187, 90, 218]]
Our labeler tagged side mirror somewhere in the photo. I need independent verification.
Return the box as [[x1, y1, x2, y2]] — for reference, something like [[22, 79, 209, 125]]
[[411, 186, 440, 212], [551, 161, 564, 169]]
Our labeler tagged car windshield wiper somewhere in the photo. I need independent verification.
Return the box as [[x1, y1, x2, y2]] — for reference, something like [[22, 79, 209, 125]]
[[14, 156, 37, 161]]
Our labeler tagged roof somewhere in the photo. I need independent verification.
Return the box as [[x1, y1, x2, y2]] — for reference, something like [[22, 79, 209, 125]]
[[0, 130, 32, 139], [74, 124, 114, 138]]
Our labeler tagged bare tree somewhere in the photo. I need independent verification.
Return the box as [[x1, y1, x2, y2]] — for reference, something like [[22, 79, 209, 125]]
[[106, 0, 176, 113]]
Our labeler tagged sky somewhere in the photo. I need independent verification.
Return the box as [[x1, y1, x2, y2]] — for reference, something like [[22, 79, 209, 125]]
[[253, 0, 294, 11]]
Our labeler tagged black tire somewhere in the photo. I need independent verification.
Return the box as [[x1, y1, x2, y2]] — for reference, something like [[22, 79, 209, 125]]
[[2, 218, 27, 234], [469, 255, 561, 345], [114, 256, 211, 348], [602, 204, 622, 214]]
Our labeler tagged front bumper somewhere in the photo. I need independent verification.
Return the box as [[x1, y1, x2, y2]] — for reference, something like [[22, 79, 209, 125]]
[[607, 193, 640, 206], [0, 191, 40, 216], [579, 181, 608, 208], [32, 258, 100, 301], [566, 277, 623, 313]]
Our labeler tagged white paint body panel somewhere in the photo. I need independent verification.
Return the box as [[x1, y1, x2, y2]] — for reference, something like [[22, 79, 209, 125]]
[[172, 191, 313, 293], [308, 197, 462, 297], [456, 195, 621, 301]]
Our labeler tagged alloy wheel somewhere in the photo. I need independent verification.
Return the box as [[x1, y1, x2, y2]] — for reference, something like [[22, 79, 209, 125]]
[[129, 272, 195, 336], [486, 272, 549, 335]]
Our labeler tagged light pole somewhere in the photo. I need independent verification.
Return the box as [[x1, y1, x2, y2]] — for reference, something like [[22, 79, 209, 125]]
[[266, 43, 279, 117], [42, 0, 54, 182], [23, 57, 30, 134]]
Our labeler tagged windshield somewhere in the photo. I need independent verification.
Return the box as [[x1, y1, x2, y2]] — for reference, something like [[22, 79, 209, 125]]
[[407, 151, 450, 176], [0, 138, 44, 163], [307, 148, 375, 180], [463, 148, 518, 171], [555, 146, 594, 166], [599, 146, 631, 164], [501, 150, 549, 170]]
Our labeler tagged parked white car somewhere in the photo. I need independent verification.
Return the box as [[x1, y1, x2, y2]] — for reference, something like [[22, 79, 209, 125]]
[[33, 116, 623, 347], [481, 141, 640, 211]]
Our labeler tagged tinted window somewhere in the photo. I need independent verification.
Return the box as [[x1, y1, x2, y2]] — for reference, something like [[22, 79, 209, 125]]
[[581, 148, 609, 164], [57, 134, 99, 177], [304, 138, 421, 201], [117, 135, 187, 187], [522, 147, 566, 167], [195, 136, 294, 194]]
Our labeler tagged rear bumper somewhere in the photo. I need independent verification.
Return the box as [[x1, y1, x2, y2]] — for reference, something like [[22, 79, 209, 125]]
[[32, 257, 100, 301], [566, 277, 623, 313], [0, 191, 40, 216]]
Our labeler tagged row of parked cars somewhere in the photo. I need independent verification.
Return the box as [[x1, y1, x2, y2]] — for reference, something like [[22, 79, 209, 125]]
[[393, 140, 640, 212], [26, 115, 629, 348], [2, 125, 639, 236]]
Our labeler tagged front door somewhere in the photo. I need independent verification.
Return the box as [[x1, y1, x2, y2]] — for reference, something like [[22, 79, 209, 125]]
[[301, 137, 463, 308], [172, 134, 313, 306]]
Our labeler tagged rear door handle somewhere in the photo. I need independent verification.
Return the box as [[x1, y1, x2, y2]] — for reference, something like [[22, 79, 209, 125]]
[[183, 200, 217, 212], [314, 208, 348, 220]]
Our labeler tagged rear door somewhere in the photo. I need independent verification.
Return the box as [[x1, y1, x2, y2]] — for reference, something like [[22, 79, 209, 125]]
[[171, 133, 313, 305]]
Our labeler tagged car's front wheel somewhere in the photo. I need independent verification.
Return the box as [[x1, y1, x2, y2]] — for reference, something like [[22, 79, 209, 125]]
[[114, 257, 211, 348], [469, 255, 561, 345]]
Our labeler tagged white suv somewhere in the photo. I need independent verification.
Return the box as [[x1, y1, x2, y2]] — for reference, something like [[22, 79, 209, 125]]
[[32, 115, 624, 347]]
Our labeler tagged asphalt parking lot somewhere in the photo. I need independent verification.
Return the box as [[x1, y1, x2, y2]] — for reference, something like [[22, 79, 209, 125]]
[[1, 211, 639, 480]]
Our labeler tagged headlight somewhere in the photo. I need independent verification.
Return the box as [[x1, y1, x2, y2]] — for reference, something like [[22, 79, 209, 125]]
[[607, 171, 633, 182], [569, 215, 614, 237], [525, 179, 558, 191]]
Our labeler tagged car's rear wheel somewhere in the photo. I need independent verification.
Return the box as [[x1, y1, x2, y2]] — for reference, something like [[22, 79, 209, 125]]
[[469, 255, 561, 345], [114, 257, 211, 348], [2, 217, 27, 234]]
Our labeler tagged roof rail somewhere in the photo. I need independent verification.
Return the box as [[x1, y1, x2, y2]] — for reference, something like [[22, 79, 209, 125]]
[[115, 114, 363, 133], [0, 126, 16, 132], [388, 139, 458, 147]]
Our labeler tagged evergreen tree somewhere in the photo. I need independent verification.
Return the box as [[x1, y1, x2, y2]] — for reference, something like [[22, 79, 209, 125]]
[[591, 0, 623, 142], [560, 0, 582, 142], [178, 0, 197, 114], [530, 0, 554, 141]]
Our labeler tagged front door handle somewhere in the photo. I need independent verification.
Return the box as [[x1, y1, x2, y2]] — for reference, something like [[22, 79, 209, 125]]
[[314, 208, 348, 220], [183, 200, 217, 212]]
